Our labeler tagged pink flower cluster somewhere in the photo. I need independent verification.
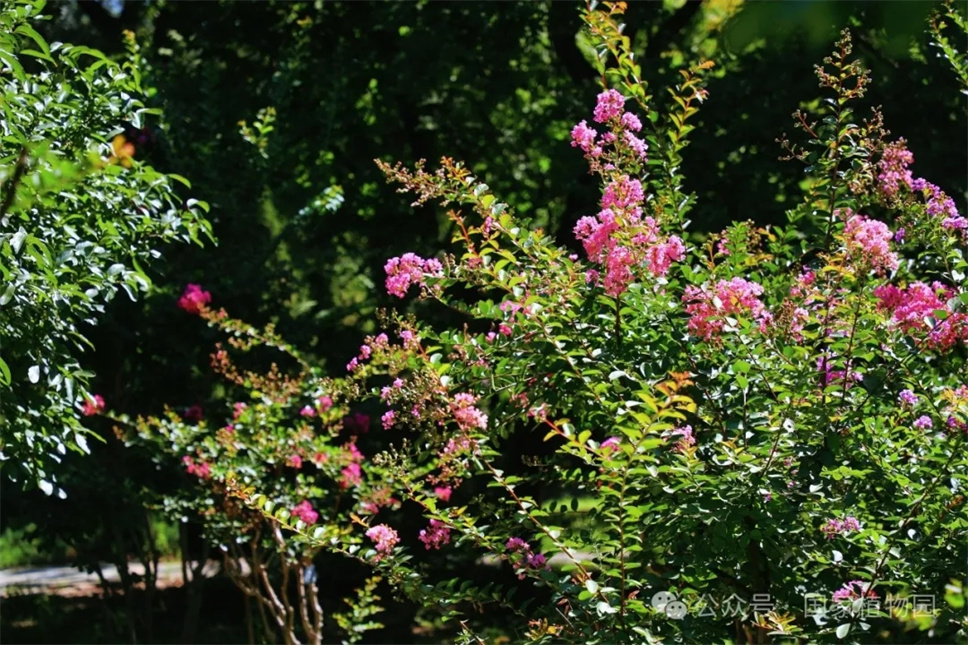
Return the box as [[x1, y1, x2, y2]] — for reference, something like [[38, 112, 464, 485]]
[[183, 404, 203, 422], [451, 393, 488, 431], [572, 90, 649, 164], [832, 580, 877, 602], [817, 353, 863, 388], [841, 210, 898, 275], [877, 141, 967, 235], [418, 519, 451, 550], [898, 389, 918, 406], [182, 456, 211, 479], [365, 524, 399, 560], [384, 253, 444, 298], [291, 500, 319, 526], [177, 283, 211, 314], [81, 394, 105, 417], [600, 436, 621, 453], [683, 278, 769, 341], [821, 516, 861, 538], [874, 282, 968, 351], [664, 425, 695, 453], [574, 205, 685, 296], [877, 141, 914, 198], [505, 537, 549, 579], [381, 410, 396, 430], [339, 442, 365, 489]]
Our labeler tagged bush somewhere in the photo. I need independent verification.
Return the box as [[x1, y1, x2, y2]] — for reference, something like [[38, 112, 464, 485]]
[[0, 0, 211, 493], [114, 2, 967, 643]]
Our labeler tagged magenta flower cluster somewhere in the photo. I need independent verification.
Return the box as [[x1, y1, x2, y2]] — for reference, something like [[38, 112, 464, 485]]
[[570, 91, 682, 296], [384, 253, 443, 298], [820, 516, 861, 538], [505, 537, 549, 579], [841, 210, 898, 274], [875, 282, 968, 351], [574, 188, 685, 296], [683, 278, 769, 341], [571, 89, 649, 163], [182, 455, 211, 479], [291, 500, 319, 526], [81, 394, 105, 416], [365, 524, 399, 560], [878, 140, 967, 235], [451, 393, 488, 431], [832, 580, 877, 602], [418, 519, 451, 550], [898, 389, 918, 406], [177, 283, 211, 314], [670, 425, 695, 452], [339, 442, 365, 489]]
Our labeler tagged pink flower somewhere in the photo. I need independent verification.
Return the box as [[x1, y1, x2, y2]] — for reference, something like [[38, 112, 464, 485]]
[[381, 410, 396, 430], [842, 211, 898, 274], [300, 405, 316, 417], [498, 323, 512, 337], [620, 112, 642, 132], [877, 141, 914, 197], [645, 236, 685, 277], [434, 486, 453, 502], [340, 463, 362, 489], [601, 176, 644, 212], [664, 425, 695, 452], [418, 519, 451, 550], [81, 394, 105, 417], [683, 278, 768, 341], [287, 454, 303, 469], [183, 405, 203, 422], [233, 402, 248, 420], [821, 516, 862, 538], [526, 552, 547, 569], [623, 132, 648, 161], [570, 120, 597, 152], [898, 390, 918, 406], [451, 393, 488, 431], [506, 537, 529, 552], [913, 415, 933, 430], [384, 253, 443, 298], [365, 524, 399, 559], [832, 580, 877, 603], [600, 436, 621, 452], [182, 456, 211, 479], [875, 282, 968, 351], [593, 89, 626, 123], [177, 283, 211, 314], [291, 500, 318, 526], [317, 395, 333, 412]]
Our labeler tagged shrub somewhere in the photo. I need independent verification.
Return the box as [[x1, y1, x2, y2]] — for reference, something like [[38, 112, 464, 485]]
[[0, 0, 211, 493], [119, 1, 967, 642]]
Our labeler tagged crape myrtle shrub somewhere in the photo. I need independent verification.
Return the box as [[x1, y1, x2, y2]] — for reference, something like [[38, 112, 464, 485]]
[[111, 2, 968, 643], [49, 0, 967, 432], [0, 0, 210, 492]]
